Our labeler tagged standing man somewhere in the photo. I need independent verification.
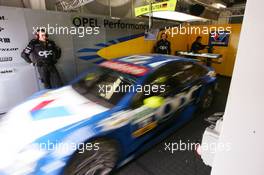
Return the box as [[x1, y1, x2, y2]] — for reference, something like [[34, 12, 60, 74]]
[[21, 29, 63, 89], [191, 36, 207, 53], [155, 33, 171, 55]]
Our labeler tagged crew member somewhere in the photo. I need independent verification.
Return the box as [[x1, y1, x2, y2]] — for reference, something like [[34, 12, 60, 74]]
[[191, 36, 207, 53], [155, 33, 171, 55], [21, 29, 63, 89]]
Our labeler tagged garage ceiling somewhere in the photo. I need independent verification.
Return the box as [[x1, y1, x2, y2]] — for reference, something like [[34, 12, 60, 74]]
[[0, 0, 247, 20], [0, 0, 247, 8], [221, 0, 246, 7]]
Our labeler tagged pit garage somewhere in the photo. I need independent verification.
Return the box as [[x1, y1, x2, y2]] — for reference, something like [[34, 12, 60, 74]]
[[0, 1, 263, 175]]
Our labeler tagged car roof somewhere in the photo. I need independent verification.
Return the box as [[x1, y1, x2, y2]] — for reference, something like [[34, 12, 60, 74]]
[[115, 54, 195, 69], [99, 54, 200, 77]]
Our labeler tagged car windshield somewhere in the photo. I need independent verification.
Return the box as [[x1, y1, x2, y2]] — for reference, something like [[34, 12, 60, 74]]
[[72, 66, 136, 107]]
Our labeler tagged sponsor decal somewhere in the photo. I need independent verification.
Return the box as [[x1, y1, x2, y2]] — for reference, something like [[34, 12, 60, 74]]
[[72, 17, 100, 27], [97, 110, 132, 131], [132, 121, 157, 137], [24, 47, 32, 54], [0, 38, 11, 43], [132, 85, 202, 137], [209, 31, 230, 47], [120, 55, 153, 64], [131, 107, 157, 137], [99, 60, 149, 76], [159, 45, 169, 50], [38, 50, 53, 58], [0, 57, 12, 62], [135, 0, 177, 17], [0, 48, 18, 51], [30, 99, 72, 120], [0, 16, 7, 20], [31, 100, 55, 112], [103, 19, 148, 30], [72, 17, 148, 30], [31, 106, 72, 120], [0, 69, 14, 74]]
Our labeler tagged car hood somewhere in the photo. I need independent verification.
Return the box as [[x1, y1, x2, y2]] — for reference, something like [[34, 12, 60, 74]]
[[0, 85, 109, 169]]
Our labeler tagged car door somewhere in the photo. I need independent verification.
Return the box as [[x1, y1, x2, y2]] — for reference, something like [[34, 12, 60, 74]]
[[127, 62, 202, 149], [171, 62, 208, 105]]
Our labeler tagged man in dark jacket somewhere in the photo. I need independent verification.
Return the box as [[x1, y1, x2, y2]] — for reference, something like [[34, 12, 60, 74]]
[[155, 33, 171, 55], [21, 29, 63, 89], [191, 36, 207, 53]]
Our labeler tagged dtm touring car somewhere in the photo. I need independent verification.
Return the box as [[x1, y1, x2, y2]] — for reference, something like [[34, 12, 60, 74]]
[[0, 54, 217, 175]]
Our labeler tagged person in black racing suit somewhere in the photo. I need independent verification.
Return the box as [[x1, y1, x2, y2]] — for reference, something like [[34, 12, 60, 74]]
[[21, 29, 63, 89], [155, 33, 171, 55], [191, 36, 208, 53]]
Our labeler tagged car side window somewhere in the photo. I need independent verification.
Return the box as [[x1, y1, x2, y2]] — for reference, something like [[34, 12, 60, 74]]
[[171, 62, 205, 86], [131, 62, 208, 109], [192, 64, 208, 77], [131, 65, 178, 108]]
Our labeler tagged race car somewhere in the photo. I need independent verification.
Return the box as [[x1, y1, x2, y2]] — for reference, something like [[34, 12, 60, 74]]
[[0, 54, 217, 175]]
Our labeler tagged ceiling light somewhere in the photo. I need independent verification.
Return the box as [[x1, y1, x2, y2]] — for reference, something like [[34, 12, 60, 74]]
[[97, 0, 130, 7], [145, 11, 208, 22], [211, 3, 227, 9], [111, 17, 121, 20]]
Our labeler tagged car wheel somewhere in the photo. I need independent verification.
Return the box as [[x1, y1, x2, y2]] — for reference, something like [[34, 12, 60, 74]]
[[199, 87, 214, 110], [64, 139, 119, 175]]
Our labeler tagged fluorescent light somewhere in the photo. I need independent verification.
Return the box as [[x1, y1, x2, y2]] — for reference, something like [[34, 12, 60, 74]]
[[145, 11, 208, 22], [212, 3, 227, 9], [111, 17, 121, 20]]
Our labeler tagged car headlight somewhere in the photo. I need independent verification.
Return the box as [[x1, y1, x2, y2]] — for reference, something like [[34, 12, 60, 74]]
[[17, 146, 46, 165], [98, 111, 131, 131], [207, 71, 216, 77]]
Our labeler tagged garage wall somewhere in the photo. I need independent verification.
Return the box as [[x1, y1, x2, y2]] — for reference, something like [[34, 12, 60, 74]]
[[186, 24, 241, 76], [0, 6, 39, 113], [163, 30, 189, 55], [97, 36, 156, 59], [165, 24, 242, 77], [98, 26, 189, 61], [211, 1, 264, 174], [169, 24, 241, 76], [61, 21, 241, 77]]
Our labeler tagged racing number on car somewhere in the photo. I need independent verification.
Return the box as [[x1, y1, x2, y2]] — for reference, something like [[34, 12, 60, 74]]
[[131, 85, 201, 137], [155, 85, 201, 122], [120, 55, 153, 64]]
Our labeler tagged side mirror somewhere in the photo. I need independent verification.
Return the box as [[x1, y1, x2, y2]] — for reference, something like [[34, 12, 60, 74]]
[[143, 96, 165, 108]]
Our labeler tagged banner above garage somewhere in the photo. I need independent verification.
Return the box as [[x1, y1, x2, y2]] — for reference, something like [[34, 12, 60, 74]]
[[134, 0, 177, 17]]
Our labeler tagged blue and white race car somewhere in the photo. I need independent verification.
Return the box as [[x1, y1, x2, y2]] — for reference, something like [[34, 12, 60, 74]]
[[0, 54, 217, 175]]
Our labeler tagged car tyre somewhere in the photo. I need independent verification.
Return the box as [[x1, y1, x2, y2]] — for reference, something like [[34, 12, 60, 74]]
[[199, 86, 214, 111], [64, 139, 119, 175]]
